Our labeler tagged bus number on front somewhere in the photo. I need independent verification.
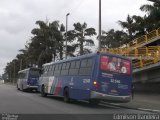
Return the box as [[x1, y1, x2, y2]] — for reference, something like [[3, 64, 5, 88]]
[[110, 79, 120, 84]]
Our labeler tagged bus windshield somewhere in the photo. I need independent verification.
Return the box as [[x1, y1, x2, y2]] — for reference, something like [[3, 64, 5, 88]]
[[100, 56, 131, 74], [29, 70, 40, 77]]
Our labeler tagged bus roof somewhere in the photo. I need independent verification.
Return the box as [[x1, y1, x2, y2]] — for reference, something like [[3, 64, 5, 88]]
[[43, 52, 131, 67], [18, 67, 41, 73]]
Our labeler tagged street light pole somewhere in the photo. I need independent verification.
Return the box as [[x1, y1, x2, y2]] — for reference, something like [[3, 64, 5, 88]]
[[20, 59, 22, 71], [65, 13, 70, 59], [98, 0, 102, 51]]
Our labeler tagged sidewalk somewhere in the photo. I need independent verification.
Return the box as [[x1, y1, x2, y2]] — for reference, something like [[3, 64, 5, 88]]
[[111, 92, 160, 112], [4, 82, 16, 86]]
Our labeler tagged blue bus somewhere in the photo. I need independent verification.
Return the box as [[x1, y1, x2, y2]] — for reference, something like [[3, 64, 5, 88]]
[[17, 67, 41, 92], [38, 52, 132, 104]]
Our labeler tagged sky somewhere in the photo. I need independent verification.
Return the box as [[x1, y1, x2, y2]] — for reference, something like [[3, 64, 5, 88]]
[[0, 0, 151, 74]]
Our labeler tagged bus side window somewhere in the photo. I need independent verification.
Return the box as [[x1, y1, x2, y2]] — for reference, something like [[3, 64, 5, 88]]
[[25, 71, 28, 79], [47, 65, 50, 76], [63, 62, 70, 76], [75, 61, 80, 69], [61, 62, 69, 76], [44, 66, 48, 77], [81, 59, 87, 67], [62, 63, 66, 70], [79, 58, 93, 75], [52, 65, 55, 75], [18, 73, 22, 79], [66, 62, 70, 69], [47, 65, 52, 76], [69, 60, 79, 75], [87, 59, 93, 67], [54, 64, 58, 76], [54, 64, 62, 76]]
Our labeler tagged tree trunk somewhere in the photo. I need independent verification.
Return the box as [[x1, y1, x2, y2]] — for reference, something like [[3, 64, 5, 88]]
[[80, 39, 84, 55], [59, 46, 63, 60]]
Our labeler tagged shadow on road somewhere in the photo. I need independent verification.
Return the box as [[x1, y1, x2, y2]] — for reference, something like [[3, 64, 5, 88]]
[[45, 95, 120, 110]]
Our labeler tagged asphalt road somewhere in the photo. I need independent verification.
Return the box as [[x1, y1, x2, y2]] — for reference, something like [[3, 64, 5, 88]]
[[0, 84, 152, 114]]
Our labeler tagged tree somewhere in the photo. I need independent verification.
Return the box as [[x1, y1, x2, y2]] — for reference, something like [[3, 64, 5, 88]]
[[132, 15, 147, 37], [140, 1, 160, 31], [118, 15, 136, 41], [101, 29, 128, 48], [148, 0, 160, 4], [67, 22, 96, 55], [28, 20, 65, 67]]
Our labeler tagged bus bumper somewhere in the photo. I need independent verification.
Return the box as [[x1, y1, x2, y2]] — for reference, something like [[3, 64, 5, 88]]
[[27, 85, 38, 89], [90, 91, 131, 103]]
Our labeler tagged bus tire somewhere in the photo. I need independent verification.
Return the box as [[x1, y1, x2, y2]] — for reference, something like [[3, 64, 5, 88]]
[[17, 84, 20, 90], [64, 88, 70, 103], [22, 85, 25, 92], [89, 99, 100, 105], [41, 85, 47, 97]]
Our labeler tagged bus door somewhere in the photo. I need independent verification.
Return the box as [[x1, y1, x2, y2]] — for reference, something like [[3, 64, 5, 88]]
[[98, 55, 132, 96]]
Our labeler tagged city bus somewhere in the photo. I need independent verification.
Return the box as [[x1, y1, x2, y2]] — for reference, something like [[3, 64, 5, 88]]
[[38, 52, 132, 104], [17, 67, 41, 92]]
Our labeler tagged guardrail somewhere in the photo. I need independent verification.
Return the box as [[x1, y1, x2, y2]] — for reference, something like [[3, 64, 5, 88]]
[[101, 46, 160, 69], [126, 27, 160, 48], [100, 27, 160, 70]]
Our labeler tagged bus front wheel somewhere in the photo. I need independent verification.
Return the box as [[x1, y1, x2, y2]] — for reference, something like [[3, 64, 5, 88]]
[[41, 85, 47, 97], [64, 88, 70, 103], [22, 85, 25, 92]]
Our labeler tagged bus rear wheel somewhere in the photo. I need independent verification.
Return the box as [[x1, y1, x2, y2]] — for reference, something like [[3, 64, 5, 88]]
[[41, 85, 47, 97], [89, 99, 100, 105], [22, 85, 25, 92], [64, 88, 70, 103], [17, 84, 20, 90]]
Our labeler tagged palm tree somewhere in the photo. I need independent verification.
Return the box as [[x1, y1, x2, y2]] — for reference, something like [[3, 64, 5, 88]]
[[148, 0, 160, 4], [118, 15, 136, 41], [29, 20, 65, 66], [140, 2, 160, 31], [101, 29, 128, 48], [67, 22, 96, 55], [30, 20, 51, 66], [132, 15, 147, 37]]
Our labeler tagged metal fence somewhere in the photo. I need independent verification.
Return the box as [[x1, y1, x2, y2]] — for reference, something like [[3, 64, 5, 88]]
[[100, 27, 160, 69]]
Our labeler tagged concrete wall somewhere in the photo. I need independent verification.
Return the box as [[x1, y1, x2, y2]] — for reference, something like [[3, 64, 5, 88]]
[[134, 82, 160, 93], [0, 80, 4, 84], [133, 67, 160, 83], [133, 66, 160, 93]]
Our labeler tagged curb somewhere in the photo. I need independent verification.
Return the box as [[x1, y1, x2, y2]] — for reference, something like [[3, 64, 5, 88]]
[[4, 83, 16, 86], [101, 101, 160, 113]]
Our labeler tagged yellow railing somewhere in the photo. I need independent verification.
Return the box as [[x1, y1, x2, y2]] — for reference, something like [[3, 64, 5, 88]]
[[101, 46, 160, 69], [126, 27, 160, 48], [147, 30, 157, 41], [100, 27, 160, 69]]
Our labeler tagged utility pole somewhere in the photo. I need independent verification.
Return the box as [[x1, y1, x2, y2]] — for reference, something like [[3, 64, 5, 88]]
[[65, 13, 70, 59], [13, 61, 16, 84], [98, 0, 102, 51], [20, 59, 22, 70]]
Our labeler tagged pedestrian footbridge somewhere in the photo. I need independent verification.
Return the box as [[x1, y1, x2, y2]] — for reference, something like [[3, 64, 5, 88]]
[[101, 27, 160, 83]]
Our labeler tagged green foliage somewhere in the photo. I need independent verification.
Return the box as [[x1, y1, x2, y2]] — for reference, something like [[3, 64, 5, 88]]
[[4, 0, 160, 82], [67, 22, 96, 55], [101, 29, 128, 48], [4, 21, 96, 82]]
